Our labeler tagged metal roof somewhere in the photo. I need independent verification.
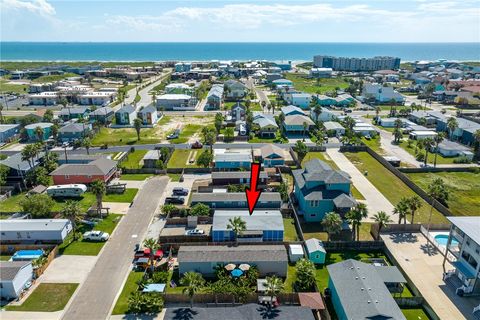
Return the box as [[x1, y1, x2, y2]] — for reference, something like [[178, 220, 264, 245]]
[[0, 261, 32, 281], [0, 152, 42, 171], [50, 157, 116, 176], [211, 171, 268, 179], [305, 238, 326, 254], [212, 210, 284, 232], [24, 122, 53, 130], [0, 219, 71, 232], [191, 192, 281, 204], [447, 216, 480, 245], [178, 245, 288, 263]]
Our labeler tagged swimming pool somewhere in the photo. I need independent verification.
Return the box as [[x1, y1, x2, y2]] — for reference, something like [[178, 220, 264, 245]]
[[11, 249, 44, 261], [434, 234, 459, 247]]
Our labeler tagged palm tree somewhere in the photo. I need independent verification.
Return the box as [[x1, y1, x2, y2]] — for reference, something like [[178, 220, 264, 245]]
[[446, 117, 458, 140], [62, 200, 82, 240], [313, 105, 322, 124], [21, 144, 37, 169], [372, 211, 392, 237], [422, 137, 434, 167], [374, 106, 381, 120], [406, 196, 422, 224], [261, 100, 267, 112], [34, 126, 44, 142], [426, 178, 449, 232], [133, 118, 142, 141], [302, 121, 308, 141], [346, 203, 368, 241], [393, 198, 409, 224], [90, 179, 106, 217], [432, 132, 445, 168], [321, 212, 342, 241], [392, 118, 403, 144], [51, 124, 59, 143], [227, 216, 246, 245], [264, 276, 284, 303], [82, 137, 91, 155], [143, 238, 160, 274], [180, 272, 205, 308]]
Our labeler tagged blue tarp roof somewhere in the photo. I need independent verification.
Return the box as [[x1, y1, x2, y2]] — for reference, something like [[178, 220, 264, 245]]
[[142, 283, 166, 293]]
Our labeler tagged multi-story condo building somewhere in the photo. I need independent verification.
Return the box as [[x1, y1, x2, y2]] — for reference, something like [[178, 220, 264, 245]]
[[443, 217, 480, 297], [313, 55, 401, 71]]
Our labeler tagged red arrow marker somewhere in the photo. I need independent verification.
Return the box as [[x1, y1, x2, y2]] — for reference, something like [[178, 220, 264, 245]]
[[245, 162, 262, 215]]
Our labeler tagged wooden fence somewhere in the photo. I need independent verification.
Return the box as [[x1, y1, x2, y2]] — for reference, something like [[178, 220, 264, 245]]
[[34, 245, 58, 278], [164, 293, 300, 305], [0, 244, 57, 254]]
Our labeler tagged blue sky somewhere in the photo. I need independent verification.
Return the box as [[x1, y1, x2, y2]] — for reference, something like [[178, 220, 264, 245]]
[[1, 0, 479, 42]]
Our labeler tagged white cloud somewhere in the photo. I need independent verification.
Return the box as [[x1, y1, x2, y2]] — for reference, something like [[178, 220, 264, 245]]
[[2, 0, 55, 17]]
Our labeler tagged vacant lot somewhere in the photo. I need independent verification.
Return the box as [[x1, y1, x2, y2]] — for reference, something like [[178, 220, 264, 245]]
[[406, 171, 480, 216], [121, 150, 148, 169], [344, 152, 447, 224], [167, 149, 201, 168], [285, 73, 349, 94], [5, 283, 78, 312]]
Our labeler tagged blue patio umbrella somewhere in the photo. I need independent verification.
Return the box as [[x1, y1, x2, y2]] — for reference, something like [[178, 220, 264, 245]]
[[231, 269, 244, 278]]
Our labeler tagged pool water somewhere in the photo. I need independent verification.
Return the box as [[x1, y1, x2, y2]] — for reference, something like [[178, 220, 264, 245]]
[[434, 234, 459, 247], [11, 249, 44, 261]]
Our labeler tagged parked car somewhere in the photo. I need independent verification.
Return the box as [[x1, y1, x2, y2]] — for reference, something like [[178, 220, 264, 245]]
[[134, 248, 163, 259], [172, 187, 188, 196], [185, 228, 205, 236], [191, 141, 203, 149], [165, 196, 185, 205], [83, 230, 109, 241], [167, 129, 180, 140]]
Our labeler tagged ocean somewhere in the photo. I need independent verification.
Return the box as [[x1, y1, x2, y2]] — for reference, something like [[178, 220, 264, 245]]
[[1, 42, 479, 62]]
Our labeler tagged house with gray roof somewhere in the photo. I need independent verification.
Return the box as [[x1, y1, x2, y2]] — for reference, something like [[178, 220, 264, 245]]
[[211, 171, 268, 186], [323, 121, 345, 136], [436, 116, 480, 146], [88, 106, 114, 124], [205, 84, 224, 110], [50, 157, 117, 185], [293, 159, 355, 222], [283, 114, 315, 135], [224, 80, 247, 100], [328, 259, 406, 320], [190, 192, 282, 209], [213, 148, 252, 169], [0, 151, 44, 182], [138, 105, 158, 125], [281, 105, 306, 117], [0, 261, 33, 299], [252, 113, 278, 138], [58, 122, 92, 142], [212, 210, 284, 242], [59, 106, 90, 121], [115, 104, 137, 125], [0, 219, 73, 244], [305, 238, 326, 264], [178, 245, 288, 277]]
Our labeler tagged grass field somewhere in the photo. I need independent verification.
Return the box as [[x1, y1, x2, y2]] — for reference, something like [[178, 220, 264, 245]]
[[283, 218, 298, 241], [344, 152, 447, 224], [120, 173, 153, 181], [121, 150, 148, 169], [284, 264, 297, 293], [91, 127, 161, 146], [112, 271, 144, 315], [402, 308, 432, 320], [5, 283, 78, 312], [406, 171, 480, 216], [0, 255, 11, 261], [58, 214, 122, 255], [169, 124, 203, 144], [285, 73, 349, 94], [0, 79, 28, 94], [167, 149, 201, 168], [398, 140, 461, 165]]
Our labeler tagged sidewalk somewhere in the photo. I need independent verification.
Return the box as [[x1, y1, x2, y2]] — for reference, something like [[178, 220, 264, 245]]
[[326, 148, 394, 221]]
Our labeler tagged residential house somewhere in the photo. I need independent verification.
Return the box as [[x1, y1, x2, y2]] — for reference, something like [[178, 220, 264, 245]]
[[24, 122, 53, 141], [138, 105, 158, 125], [212, 210, 284, 242], [353, 122, 377, 137], [0, 261, 33, 300], [436, 117, 480, 146], [58, 123, 91, 143], [191, 192, 282, 210], [50, 157, 117, 185], [231, 102, 246, 122], [0, 219, 73, 244], [115, 104, 137, 125], [0, 124, 20, 143], [409, 130, 438, 140], [272, 79, 293, 87], [57, 154, 106, 165], [281, 105, 306, 117], [29, 92, 58, 106], [211, 171, 268, 187], [305, 238, 326, 264], [213, 148, 252, 169], [289, 93, 312, 109], [59, 106, 90, 121], [328, 259, 407, 320], [252, 113, 278, 138], [378, 117, 398, 128], [409, 110, 446, 127], [156, 94, 195, 111], [266, 73, 283, 83], [205, 84, 224, 110], [165, 83, 192, 94], [293, 159, 356, 222], [433, 140, 473, 159], [443, 217, 480, 296], [310, 68, 333, 78], [324, 121, 345, 136], [78, 91, 115, 106], [362, 84, 405, 104], [260, 144, 285, 167], [88, 107, 114, 124], [224, 80, 247, 100], [0, 152, 43, 182], [316, 94, 354, 108], [142, 150, 162, 168], [178, 245, 288, 277], [283, 114, 315, 135], [310, 107, 343, 123]]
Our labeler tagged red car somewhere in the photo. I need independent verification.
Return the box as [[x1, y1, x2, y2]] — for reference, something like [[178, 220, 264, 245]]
[[134, 248, 163, 260], [191, 141, 203, 149]]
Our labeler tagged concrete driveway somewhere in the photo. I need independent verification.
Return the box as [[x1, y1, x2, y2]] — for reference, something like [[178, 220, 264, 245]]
[[40, 255, 98, 284], [61, 176, 168, 320], [326, 148, 394, 221]]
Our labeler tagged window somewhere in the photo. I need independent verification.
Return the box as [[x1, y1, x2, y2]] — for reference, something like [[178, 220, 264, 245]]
[[310, 214, 316, 217], [65, 175, 70, 179]]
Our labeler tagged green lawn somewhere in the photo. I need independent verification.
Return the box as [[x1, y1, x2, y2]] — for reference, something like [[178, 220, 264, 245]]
[[112, 271, 144, 315], [402, 308, 432, 320], [344, 152, 447, 224], [300, 221, 328, 241], [91, 127, 161, 146], [166, 269, 186, 294], [1, 255, 11, 261], [58, 214, 122, 255], [167, 149, 201, 168], [167, 173, 182, 181], [0, 79, 28, 94], [120, 173, 153, 181], [362, 136, 385, 154], [397, 140, 462, 165], [249, 131, 286, 143], [284, 264, 297, 293], [406, 171, 480, 216], [285, 73, 349, 94], [121, 150, 148, 169], [5, 283, 78, 312], [169, 124, 203, 144], [283, 218, 298, 241], [104, 188, 138, 203]]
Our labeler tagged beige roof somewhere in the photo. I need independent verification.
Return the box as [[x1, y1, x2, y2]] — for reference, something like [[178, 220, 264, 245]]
[[284, 114, 314, 126]]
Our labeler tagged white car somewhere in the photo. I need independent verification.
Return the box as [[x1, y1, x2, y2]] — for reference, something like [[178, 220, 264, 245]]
[[185, 229, 205, 236], [83, 230, 110, 241]]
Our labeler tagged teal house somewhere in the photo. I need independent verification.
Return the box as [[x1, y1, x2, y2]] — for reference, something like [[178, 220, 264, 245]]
[[304, 238, 326, 264], [292, 159, 356, 222], [24, 122, 53, 142]]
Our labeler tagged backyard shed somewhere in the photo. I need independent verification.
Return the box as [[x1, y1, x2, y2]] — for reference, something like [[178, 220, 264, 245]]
[[288, 244, 304, 262], [304, 238, 326, 264]]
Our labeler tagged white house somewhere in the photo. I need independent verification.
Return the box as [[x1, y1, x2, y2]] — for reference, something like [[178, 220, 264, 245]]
[[78, 91, 115, 106], [435, 140, 474, 159], [324, 121, 345, 136], [409, 130, 438, 140], [0, 219, 73, 244], [156, 94, 195, 111], [29, 92, 58, 106], [0, 261, 33, 299], [289, 93, 312, 109], [310, 107, 343, 122], [138, 105, 158, 125], [362, 84, 405, 104], [378, 117, 399, 128]]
